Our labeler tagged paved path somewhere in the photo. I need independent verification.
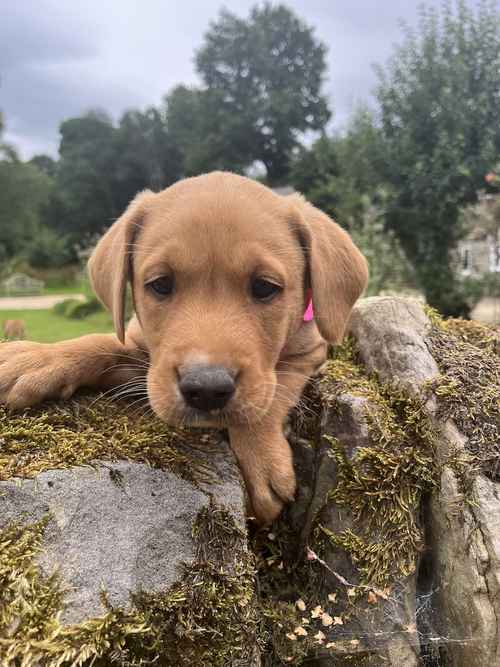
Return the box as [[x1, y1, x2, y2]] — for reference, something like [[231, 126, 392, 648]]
[[0, 294, 85, 310], [471, 297, 500, 325]]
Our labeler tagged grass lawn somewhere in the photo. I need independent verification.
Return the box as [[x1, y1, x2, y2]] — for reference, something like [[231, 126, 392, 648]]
[[42, 284, 87, 296], [0, 309, 114, 343]]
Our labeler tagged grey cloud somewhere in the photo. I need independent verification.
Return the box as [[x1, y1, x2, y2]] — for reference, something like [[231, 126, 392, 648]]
[[0, 0, 475, 158]]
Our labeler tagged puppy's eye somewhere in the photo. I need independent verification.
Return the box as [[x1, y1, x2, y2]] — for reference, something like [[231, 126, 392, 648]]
[[146, 275, 175, 298], [251, 277, 283, 302]]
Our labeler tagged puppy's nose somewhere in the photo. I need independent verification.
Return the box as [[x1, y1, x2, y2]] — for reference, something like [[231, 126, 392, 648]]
[[178, 365, 236, 411]]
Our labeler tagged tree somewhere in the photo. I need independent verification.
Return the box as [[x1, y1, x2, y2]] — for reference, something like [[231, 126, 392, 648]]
[[165, 85, 252, 176], [0, 158, 52, 258], [195, 3, 330, 182], [0, 111, 54, 262], [29, 154, 57, 178], [113, 107, 183, 212], [46, 110, 118, 241], [375, 0, 500, 315], [291, 108, 387, 229], [0, 111, 17, 161]]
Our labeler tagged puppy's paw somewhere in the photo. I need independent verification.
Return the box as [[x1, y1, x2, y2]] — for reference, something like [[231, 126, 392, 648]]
[[0, 341, 84, 409], [249, 452, 297, 526]]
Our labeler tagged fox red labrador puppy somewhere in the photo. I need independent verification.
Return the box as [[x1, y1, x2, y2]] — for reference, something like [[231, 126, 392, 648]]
[[0, 172, 368, 524]]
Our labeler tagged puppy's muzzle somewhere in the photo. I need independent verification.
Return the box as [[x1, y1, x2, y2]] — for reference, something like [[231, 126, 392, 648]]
[[178, 365, 236, 412]]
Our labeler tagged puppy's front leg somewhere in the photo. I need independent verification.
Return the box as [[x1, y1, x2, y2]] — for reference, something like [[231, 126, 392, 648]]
[[0, 318, 147, 409], [229, 343, 327, 525]]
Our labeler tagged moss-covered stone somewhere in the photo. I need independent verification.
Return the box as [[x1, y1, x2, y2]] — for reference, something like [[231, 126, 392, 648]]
[[425, 316, 500, 480], [0, 504, 258, 667], [252, 338, 437, 664], [0, 395, 217, 486], [316, 342, 438, 586]]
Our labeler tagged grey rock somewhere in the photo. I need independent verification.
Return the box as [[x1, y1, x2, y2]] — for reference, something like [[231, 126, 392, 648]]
[[349, 296, 438, 390], [348, 295, 500, 667], [0, 440, 247, 627], [292, 388, 420, 666]]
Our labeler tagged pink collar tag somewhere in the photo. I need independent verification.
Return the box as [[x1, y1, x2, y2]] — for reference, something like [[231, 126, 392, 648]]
[[303, 297, 314, 322]]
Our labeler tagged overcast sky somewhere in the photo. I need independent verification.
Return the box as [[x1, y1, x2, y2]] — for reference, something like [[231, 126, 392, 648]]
[[0, 0, 466, 159]]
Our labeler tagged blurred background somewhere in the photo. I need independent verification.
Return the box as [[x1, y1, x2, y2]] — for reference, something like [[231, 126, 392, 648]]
[[1, 0, 499, 342]]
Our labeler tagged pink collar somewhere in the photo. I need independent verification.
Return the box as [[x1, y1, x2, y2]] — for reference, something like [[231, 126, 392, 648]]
[[303, 296, 314, 322]]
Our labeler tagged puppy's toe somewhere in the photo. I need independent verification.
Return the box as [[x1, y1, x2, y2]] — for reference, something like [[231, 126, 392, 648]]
[[269, 469, 296, 504], [250, 488, 285, 526]]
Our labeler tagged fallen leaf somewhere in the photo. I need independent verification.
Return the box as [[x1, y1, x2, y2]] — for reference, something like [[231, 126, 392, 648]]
[[314, 630, 326, 643], [347, 587, 357, 598], [306, 547, 317, 561], [328, 592, 337, 602], [322, 613, 333, 627], [296, 599, 306, 611], [350, 639, 360, 647], [286, 632, 297, 641], [294, 626, 308, 636], [311, 605, 323, 618], [333, 616, 344, 626], [367, 591, 378, 604], [326, 642, 337, 649]]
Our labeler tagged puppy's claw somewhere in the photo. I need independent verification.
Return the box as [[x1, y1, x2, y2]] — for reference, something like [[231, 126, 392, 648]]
[[249, 466, 297, 525], [250, 490, 285, 527]]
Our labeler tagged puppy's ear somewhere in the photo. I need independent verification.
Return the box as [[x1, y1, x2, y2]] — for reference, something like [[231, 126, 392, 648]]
[[87, 190, 154, 343], [291, 196, 369, 344]]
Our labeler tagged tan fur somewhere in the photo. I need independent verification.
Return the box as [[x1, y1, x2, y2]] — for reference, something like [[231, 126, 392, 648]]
[[3, 319, 25, 340], [0, 173, 368, 524]]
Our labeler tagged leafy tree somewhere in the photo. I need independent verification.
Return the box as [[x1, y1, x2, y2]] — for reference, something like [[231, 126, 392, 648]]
[[0, 111, 17, 161], [291, 108, 387, 229], [165, 85, 252, 176], [0, 112, 54, 261], [24, 226, 72, 268], [195, 3, 330, 182], [351, 197, 416, 296], [0, 158, 52, 258], [113, 107, 183, 212], [45, 110, 117, 241], [375, 0, 500, 315], [29, 154, 57, 178]]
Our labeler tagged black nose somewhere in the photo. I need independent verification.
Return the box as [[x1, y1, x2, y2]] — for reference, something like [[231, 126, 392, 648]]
[[178, 365, 236, 412]]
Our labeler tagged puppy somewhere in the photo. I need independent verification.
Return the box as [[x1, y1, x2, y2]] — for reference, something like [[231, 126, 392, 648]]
[[0, 173, 368, 524], [3, 319, 26, 340]]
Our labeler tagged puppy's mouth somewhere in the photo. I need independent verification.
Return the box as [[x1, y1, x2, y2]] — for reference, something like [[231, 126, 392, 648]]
[[150, 393, 271, 429], [179, 405, 231, 428]]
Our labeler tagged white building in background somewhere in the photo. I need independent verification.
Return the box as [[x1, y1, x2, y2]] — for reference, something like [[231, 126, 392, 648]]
[[458, 194, 500, 277], [458, 193, 500, 324]]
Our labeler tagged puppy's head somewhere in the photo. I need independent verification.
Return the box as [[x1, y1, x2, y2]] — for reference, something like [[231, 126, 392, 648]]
[[88, 172, 367, 427]]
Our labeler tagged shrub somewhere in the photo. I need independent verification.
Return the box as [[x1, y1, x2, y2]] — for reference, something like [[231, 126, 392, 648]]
[[53, 296, 103, 319], [52, 298, 81, 316], [65, 297, 103, 320], [24, 227, 74, 269]]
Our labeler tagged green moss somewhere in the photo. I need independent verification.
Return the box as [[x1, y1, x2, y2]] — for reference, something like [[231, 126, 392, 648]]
[[425, 317, 500, 480], [252, 339, 439, 663], [0, 396, 217, 486], [133, 504, 259, 665], [0, 517, 151, 666], [315, 344, 438, 585], [0, 504, 258, 666]]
